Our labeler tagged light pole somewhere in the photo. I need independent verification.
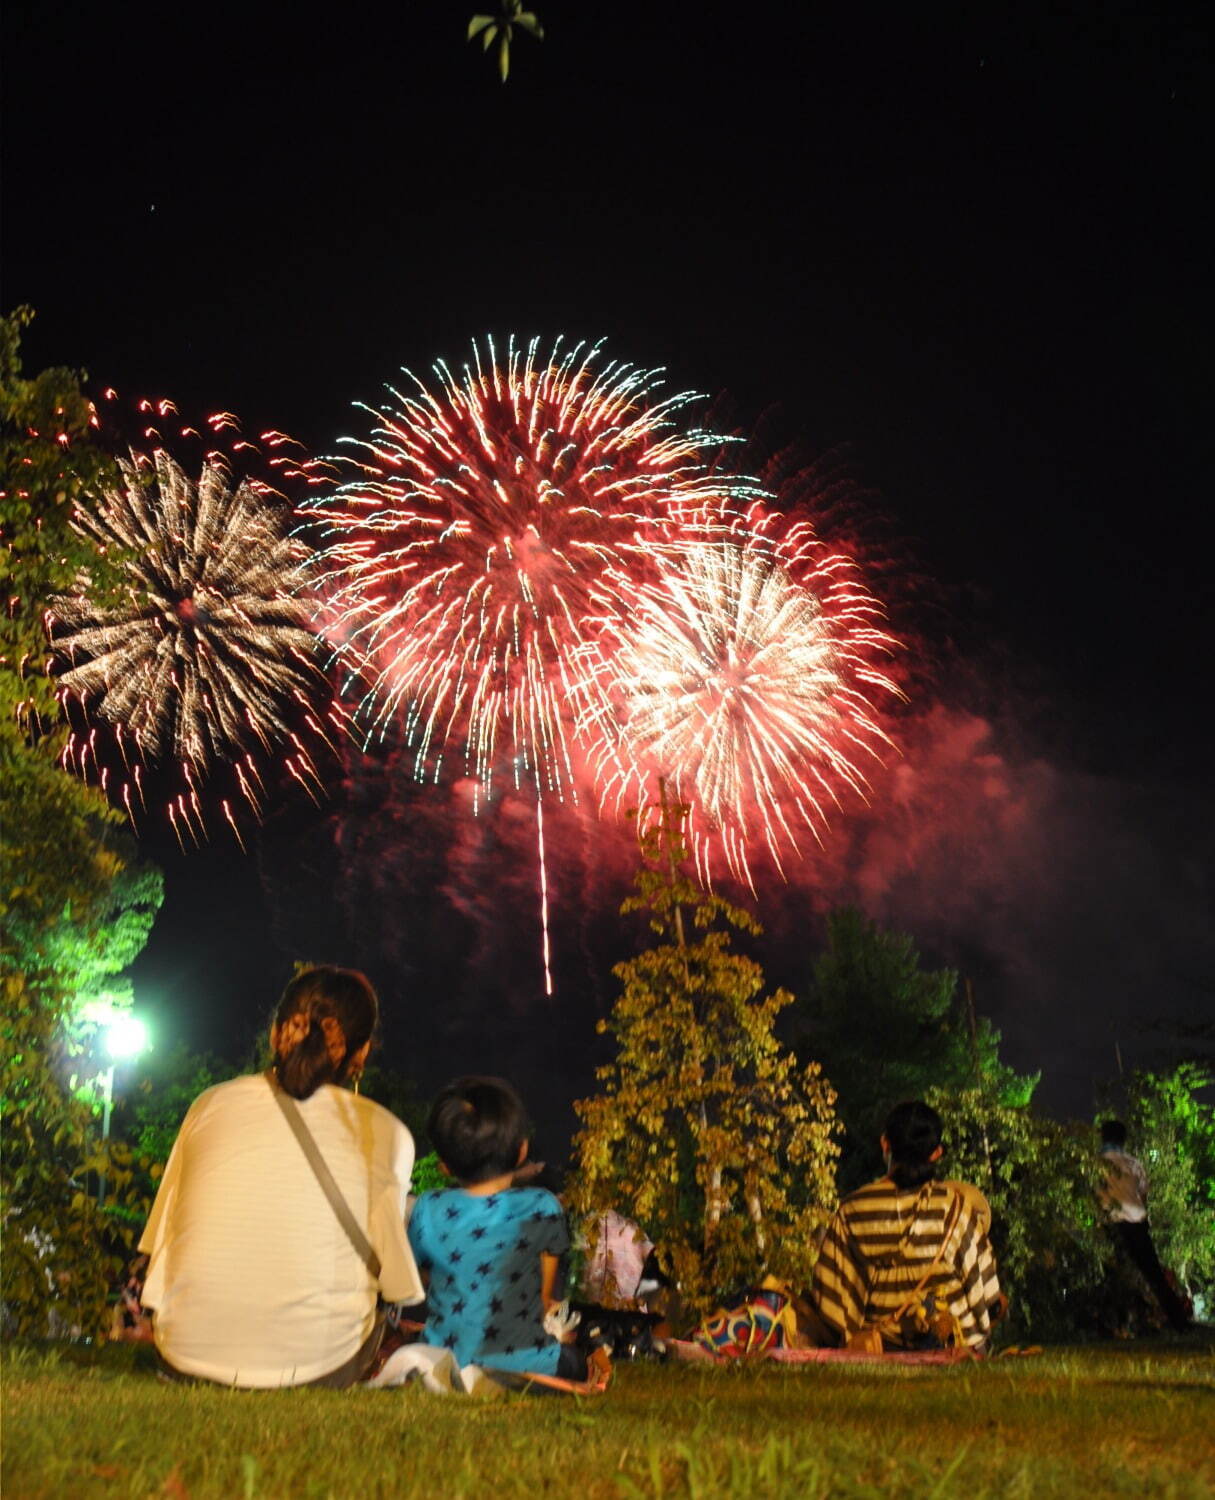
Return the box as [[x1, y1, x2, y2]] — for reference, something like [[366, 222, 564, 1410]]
[[98, 1013, 149, 1207]]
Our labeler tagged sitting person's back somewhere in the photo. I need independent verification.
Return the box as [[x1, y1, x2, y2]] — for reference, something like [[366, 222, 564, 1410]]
[[408, 1075, 578, 1378], [811, 1101, 1002, 1352], [139, 967, 423, 1387]]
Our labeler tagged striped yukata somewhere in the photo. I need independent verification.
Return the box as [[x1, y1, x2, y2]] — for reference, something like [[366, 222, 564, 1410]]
[[810, 1177, 1001, 1351]]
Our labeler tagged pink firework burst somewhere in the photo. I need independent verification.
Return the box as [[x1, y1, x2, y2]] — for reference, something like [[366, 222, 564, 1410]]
[[583, 505, 902, 885], [307, 335, 755, 803]]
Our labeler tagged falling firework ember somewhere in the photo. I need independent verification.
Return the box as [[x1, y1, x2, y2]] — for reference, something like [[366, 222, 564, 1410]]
[[306, 334, 755, 803], [584, 508, 902, 885], [50, 425, 342, 848]]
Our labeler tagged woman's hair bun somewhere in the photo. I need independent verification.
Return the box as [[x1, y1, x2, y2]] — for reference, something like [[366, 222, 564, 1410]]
[[271, 967, 378, 1100]]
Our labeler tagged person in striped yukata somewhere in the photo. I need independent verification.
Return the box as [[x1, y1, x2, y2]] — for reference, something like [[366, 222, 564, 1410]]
[[810, 1101, 1004, 1352]]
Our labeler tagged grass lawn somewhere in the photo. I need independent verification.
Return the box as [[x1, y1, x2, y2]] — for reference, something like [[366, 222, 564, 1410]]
[[3, 1339, 1213, 1499]]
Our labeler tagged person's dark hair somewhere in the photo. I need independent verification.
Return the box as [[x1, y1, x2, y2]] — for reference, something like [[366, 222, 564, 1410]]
[[271, 966, 378, 1100], [427, 1076, 528, 1185], [1100, 1118, 1128, 1149], [883, 1100, 944, 1190]]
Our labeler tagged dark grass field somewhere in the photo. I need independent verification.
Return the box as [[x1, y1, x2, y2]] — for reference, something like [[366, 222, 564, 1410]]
[[3, 1337, 1213, 1498]]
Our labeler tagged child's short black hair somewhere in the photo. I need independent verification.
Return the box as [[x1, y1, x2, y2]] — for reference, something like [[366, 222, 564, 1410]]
[[427, 1075, 529, 1185], [1100, 1118, 1128, 1149]]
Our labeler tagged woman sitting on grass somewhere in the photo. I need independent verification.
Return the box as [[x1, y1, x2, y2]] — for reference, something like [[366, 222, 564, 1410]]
[[810, 1100, 1004, 1353], [139, 966, 423, 1387]]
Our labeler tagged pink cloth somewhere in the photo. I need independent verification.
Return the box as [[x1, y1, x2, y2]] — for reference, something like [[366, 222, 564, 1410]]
[[583, 1212, 654, 1302], [668, 1339, 976, 1366]]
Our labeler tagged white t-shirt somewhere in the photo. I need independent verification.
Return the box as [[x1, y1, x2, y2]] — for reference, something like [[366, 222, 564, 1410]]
[[1099, 1148, 1149, 1224], [139, 1073, 423, 1387]]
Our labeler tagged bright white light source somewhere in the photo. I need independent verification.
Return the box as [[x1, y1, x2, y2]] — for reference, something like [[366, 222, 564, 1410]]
[[105, 1013, 149, 1061]]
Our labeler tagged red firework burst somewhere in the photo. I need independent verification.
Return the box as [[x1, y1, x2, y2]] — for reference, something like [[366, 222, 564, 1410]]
[[306, 335, 755, 804]]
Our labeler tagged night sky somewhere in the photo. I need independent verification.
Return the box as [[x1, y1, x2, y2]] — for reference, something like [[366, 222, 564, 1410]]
[[5, 1, 1212, 1151]]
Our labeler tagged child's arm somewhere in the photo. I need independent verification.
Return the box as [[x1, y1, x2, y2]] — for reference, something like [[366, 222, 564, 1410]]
[[539, 1252, 561, 1314], [539, 1251, 580, 1343]]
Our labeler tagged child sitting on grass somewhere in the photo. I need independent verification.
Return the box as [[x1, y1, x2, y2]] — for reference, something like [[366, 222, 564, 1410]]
[[408, 1075, 586, 1379]]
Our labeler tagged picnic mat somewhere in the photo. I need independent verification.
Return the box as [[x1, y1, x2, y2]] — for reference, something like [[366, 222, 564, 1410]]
[[668, 1339, 976, 1366]]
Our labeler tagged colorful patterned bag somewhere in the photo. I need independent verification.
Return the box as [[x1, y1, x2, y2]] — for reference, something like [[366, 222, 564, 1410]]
[[692, 1276, 798, 1357]]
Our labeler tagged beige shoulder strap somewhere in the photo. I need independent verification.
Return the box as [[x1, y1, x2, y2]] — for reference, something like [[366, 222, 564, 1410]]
[[266, 1070, 381, 1280]]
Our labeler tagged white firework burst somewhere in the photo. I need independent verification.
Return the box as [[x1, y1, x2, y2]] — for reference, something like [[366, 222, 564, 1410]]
[[50, 449, 329, 835], [584, 517, 900, 884]]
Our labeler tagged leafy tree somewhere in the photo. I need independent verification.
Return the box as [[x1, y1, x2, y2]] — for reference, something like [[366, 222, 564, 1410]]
[[1112, 1064, 1215, 1312], [571, 804, 840, 1318], [51, 858, 164, 1142], [796, 907, 1034, 1189], [0, 308, 125, 729], [1, 309, 126, 951], [2, 979, 141, 1337], [1, 308, 154, 1338], [925, 1082, 1110, 1343], [52, 863, 164, 1025], [468, 0, 543, 82]]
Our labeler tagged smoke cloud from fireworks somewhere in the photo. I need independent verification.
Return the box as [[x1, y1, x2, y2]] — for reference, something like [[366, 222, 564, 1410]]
[[252, 698, 1214, 1144]]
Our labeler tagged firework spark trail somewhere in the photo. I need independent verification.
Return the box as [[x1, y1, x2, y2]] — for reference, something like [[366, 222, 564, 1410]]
[[305, 334, 757, 805], [581, 505, 902, 886], [49, 428, 343, 844], [535, 792, 553, 996], [305, 333, 761, 992]]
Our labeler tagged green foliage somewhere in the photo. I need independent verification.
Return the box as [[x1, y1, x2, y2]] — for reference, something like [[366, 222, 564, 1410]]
[[410, 1151, 452, 1195], [1114, 1064, 1215, 1307], [797, 908, 1035, 1188], [926, 1082, 1111, 1342], [0, 306, 122, 730], [52, 863, 164, 1019], [0, 309, 157, 1338], [0, 735, 123, 955], [2, 838, 162, 1337], [468, 0, 544, 81], [1, 973, 150, 1339], [572, 807, 840, 1317], [0, 307, 127, 953]]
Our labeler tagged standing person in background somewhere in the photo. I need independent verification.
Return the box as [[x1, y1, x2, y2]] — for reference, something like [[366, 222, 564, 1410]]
[[1098, 1119, 1191, 1332], [140, 966, 424, 1386]]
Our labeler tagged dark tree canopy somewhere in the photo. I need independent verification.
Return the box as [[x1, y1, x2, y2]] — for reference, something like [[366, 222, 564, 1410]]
[[796, 907, 1034, 1189]]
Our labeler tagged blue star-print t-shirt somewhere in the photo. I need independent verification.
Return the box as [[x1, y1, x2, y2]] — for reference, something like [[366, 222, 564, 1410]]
[[408, 1186, 569, 1374]]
